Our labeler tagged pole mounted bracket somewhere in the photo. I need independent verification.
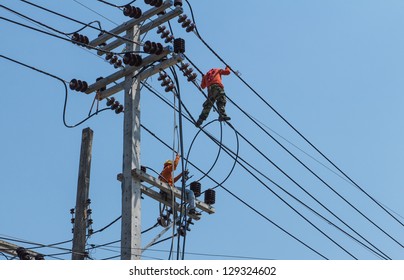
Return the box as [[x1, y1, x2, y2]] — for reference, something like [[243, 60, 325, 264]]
[[117, 169, 216, 216]]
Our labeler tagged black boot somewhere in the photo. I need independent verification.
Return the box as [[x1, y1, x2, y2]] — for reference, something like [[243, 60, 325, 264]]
[[218, 113, 231, 122], [195, 119, 203, 127]]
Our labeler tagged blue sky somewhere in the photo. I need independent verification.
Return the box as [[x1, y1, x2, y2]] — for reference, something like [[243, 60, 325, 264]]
[[1, 0, 403, 260]]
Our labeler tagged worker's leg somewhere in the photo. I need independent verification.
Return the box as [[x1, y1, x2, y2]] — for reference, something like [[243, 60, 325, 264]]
[[196, 87, 217, 126], [215, 86, 230, 121], [176, 187, 198, 213]]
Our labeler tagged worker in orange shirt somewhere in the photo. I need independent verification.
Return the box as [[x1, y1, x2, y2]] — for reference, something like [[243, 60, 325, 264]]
[[159, 154, 200, 215], [195, 66, 231, 127]]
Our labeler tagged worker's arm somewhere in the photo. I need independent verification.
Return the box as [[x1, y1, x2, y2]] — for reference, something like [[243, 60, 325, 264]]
[[200, 75, 206, 89], [173, 154, 180, 169], [174, 173, 183, 183], [221, 66, 231, 76]]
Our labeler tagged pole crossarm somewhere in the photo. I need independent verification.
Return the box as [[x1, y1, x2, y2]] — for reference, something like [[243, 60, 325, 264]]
[[85, 47, 173, 95], [97, 53, 184, 100], [89, 0, 174, 48], [118, 173, 203, 219], [0, 240, 42, 258], [130, 169, 216, 215], [97, 7, 183, 55]]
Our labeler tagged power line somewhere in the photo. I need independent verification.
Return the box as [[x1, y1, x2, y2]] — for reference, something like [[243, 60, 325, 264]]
[[0, 15, 101, 52], [172, 7, 402, 249], [140, 122, 329, 259], [143, 84, 392, 259], [19, 0, 142, 46], [166, 52, 397, 255], [184, 0, 404, 231], [96, 0, 137, 8], [0, 54, 112, 128], [1, 4, 102, 36], [72, 0, 119, 25]]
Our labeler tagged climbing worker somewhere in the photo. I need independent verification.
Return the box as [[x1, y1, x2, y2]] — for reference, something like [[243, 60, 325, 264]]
[[159, 154, 200, 215], [195, 66, 232, 127]]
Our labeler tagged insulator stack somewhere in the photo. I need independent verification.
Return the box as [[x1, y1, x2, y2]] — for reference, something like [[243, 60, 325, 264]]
[[97, 32, 106, 47], [143, 40, 164, 55], [16, 247, 31, 260], [179, 62, 197, 82], [144, 0, 163, 7], [178, 226, 186, 236], [174, 0, 183, 7], [123, 5, 142, 18], [204, 188, 216, 205], [106, 97, 124, 114], [123, 53, 143, 67], [157, 214, 171, 228], [173, 38, 185, 54], [178, 14, 196, 32], [69, 79, 88, 92], [70, 208, 75, 233], [96, 77, 106, 92], [71, 32, 90, 47], [190, 181, 201, 197], [35, 254, 45, 260], [164, 83, 175, 92], [105, 52, 123, 69], [157, 25, 174, 43], [86, 202, 94, 236], [158, 72, 168, 81], [158, 71, 175, 92], [96, 32, 107, 55]]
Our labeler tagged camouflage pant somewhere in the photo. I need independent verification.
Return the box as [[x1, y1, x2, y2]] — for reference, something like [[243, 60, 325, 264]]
[[198, 84, 227, 121]]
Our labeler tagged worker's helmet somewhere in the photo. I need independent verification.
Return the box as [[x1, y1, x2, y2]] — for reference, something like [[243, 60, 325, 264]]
[[164, 160, 172, 166]]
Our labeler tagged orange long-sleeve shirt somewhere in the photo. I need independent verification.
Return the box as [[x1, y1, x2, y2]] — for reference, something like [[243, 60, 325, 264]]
[[201, 66, 231, 89], [159, 154, 182, 186]]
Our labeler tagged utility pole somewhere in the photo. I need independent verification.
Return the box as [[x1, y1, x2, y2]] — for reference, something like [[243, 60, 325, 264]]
[[120, 25, 142, 260], [84, 1, 184, 260], [72, 127, 93, 260]]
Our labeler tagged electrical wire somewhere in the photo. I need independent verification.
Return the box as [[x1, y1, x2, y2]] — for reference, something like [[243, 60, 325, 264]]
[[185, 119, 223, 184], [0, 54, 113, 128], [140, 123, 329, 259], [177, 62, 400, 255], [0, 235, 74, 258], [184, 58, 401, 251], [184, 0, 404, 231], [72, 0, 119, 25], [143, 84, 391, 259], [91, 216, 122, 235], [173, 52, 391, 256], [145, 84, 385, 259], [92, 240, 277, 260], [225, 94, 403, 249], [177, 38, 402, 250], [19, 0, 142, 47], [1, 4, 102, 36], [0, 16, 96, 51], [141, 86, 355, 258], [169, 66, 188, 260], [97, 0, 137, 8]]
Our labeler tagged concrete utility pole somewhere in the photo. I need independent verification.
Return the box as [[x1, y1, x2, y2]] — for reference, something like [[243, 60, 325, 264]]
[[85, 1, 184, 260], [120, 25, 142, 260], [72, 127, 93, 260]]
